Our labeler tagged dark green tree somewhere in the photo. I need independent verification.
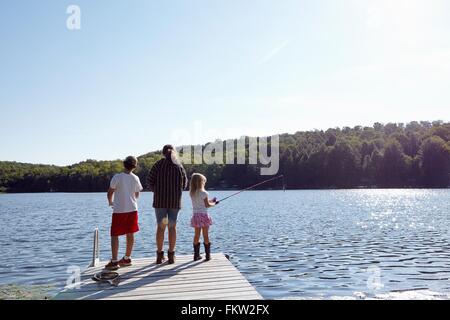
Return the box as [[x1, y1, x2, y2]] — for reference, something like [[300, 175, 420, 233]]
[[420, 136, 450, 187], [377, 140, 409, 187]]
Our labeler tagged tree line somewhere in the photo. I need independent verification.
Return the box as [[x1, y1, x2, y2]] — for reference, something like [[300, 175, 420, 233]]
[[1, 121, 449, 193]]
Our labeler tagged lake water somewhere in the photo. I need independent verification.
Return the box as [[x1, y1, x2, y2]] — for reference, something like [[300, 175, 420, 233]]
[[1, 190, 450, 300]]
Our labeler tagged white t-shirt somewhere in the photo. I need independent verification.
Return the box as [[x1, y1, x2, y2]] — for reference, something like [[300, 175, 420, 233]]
[[110, 172, 143, 213], [190, 190, 209, 213]]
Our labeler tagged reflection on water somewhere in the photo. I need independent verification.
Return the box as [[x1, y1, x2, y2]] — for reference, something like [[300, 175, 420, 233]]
[[1, 189, 450, 299]]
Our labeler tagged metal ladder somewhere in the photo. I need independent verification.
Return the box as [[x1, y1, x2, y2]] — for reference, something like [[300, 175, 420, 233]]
[[88, 228, 100, 268]]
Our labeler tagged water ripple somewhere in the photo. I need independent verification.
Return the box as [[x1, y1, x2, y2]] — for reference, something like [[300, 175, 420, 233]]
[[1, 189, 450, 299]]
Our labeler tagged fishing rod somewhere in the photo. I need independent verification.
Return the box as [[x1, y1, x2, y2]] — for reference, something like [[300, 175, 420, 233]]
[[217, 175, 285, 203]]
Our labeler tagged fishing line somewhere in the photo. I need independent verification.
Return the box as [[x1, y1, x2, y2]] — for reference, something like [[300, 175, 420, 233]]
[[217, 175, 285, 203]]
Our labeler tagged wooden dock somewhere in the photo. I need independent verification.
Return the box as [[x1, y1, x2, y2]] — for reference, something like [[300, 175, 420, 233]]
[[55, 253, 262, 300]]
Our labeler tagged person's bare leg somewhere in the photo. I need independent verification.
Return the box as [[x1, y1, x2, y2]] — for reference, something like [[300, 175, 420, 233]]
[[202, 227, 210, 244], [156, 224, 166, 252], [168, 224, 177, 252], [125, 233, 134, 257], [193, 228, 201, 244], [111, 236, 119, 261]]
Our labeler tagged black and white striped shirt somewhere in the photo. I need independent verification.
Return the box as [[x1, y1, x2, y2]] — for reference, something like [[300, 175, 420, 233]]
[[147, 158, 188, 209]]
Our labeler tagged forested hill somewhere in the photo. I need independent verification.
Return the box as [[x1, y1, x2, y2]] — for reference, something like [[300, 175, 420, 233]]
[[1, 121, 450, 193]]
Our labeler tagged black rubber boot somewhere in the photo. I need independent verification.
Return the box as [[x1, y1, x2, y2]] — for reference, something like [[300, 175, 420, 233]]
[[193, 243, 202, 261], [156, 251, 165, 264], [168, 251, 175, 264], [204, 242, 211, 261]]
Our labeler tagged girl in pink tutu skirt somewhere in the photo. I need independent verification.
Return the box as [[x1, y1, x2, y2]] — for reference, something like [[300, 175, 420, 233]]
[[189, 173, 219, 261]]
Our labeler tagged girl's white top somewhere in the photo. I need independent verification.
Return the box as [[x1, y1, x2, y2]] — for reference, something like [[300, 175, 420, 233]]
[[190, 190, 209, 213]]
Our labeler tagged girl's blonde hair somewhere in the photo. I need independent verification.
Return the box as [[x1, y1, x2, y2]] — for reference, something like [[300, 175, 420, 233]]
[[189, 173, 207, 197]]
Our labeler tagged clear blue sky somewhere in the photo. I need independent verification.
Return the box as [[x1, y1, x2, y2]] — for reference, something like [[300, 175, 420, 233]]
[[1, 0, 449, 165]]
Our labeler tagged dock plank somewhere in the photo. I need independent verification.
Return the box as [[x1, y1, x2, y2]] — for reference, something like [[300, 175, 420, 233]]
[[55, 253, 262, 300]]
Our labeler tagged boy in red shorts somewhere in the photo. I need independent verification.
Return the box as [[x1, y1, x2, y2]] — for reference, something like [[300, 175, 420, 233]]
[[105, 156, 143, 270]]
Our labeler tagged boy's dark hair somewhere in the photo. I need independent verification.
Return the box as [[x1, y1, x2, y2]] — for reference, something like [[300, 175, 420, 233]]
[[124, 156, 138, 170]]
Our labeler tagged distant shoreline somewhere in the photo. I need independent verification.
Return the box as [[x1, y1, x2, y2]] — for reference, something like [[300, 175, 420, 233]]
[[1, 187, 449, 195], [2, 121, 449, 192]]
